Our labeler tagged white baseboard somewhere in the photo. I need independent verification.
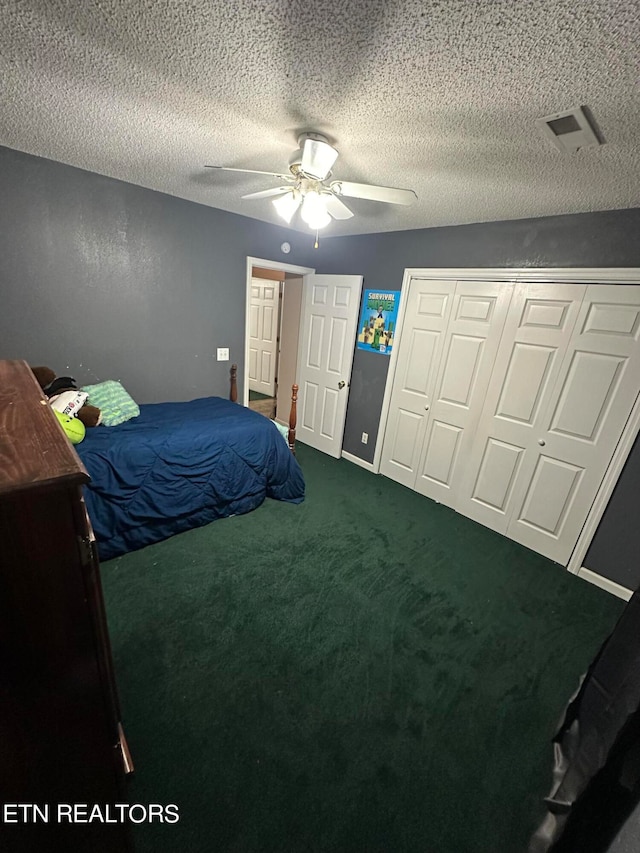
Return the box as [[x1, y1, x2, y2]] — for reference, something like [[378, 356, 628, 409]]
[[341, 450, 377, 473], [576, 566, 633, 601]]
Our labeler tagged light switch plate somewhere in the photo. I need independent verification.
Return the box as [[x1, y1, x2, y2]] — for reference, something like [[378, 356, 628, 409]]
[[217, 347, 229, 361]]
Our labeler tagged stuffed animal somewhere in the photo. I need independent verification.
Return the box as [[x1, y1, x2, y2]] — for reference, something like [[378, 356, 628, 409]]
[[31, 366, 102, 427]]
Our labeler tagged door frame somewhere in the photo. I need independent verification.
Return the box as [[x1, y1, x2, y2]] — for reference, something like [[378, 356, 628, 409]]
[[244, 256, 315, 408], [375, 267, 640, 596]]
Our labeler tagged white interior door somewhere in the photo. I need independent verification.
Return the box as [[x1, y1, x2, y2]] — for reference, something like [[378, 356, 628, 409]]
[[506, 284, 640, 562], [380, 274, 640, 567], [413, 281, 514, 506], [459, 283, 587, 539], [297, 274, 363, 458], [460, 283, 640, 564], [380, 279, 456, 488], [248, 277, 280, 396]]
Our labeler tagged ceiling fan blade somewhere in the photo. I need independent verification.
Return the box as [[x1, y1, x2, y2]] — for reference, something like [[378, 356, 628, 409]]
[[301, 139, 339, 181], [322, 193, 354, 220], [205, 165, 292, 181], [241, 187, 291, 200], [331, 181, 417, 206]]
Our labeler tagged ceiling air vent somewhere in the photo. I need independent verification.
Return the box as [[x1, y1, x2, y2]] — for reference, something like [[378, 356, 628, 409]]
[[536, 106, 602, 154]]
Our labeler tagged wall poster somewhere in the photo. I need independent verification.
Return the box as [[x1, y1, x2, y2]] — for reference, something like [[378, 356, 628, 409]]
[[356, 290, 400, 355]]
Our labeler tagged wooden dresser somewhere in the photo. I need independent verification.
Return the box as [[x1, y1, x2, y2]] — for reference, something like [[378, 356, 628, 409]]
[[0, 360, 131, 852]]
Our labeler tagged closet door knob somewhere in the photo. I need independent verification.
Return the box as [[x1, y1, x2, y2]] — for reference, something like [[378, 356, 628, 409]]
[[425, 405, 430, 411], [538, 439, 546, 446], [338, 380, 346, 390]]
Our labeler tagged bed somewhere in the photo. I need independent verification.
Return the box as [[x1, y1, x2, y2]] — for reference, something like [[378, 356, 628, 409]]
[[76, 366, 304, 561]]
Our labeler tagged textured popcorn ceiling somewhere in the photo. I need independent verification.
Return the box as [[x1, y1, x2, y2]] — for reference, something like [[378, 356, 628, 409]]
[[1, 0, 639, 236]]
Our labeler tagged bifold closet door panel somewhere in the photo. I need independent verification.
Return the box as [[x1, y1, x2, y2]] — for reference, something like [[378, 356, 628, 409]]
[[507, 284, 640, 563], [413, 281, 514, 507], [458, 283, 587, 540], [380, 279, 455, 488], [382, 277, 640, 566]]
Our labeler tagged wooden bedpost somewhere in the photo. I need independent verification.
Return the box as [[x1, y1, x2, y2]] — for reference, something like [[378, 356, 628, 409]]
[[288, 384, 298, 455], [229, 364, 238, 403]]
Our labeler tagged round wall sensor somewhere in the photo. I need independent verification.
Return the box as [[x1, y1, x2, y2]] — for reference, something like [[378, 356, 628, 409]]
[[281, 242, 291, 254]]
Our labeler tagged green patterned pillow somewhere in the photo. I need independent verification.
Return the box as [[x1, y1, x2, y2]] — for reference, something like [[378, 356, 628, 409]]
[[81, 380, 140, 427]]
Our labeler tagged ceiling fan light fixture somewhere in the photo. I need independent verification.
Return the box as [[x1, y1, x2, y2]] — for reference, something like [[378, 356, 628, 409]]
[[272, 190, 301, 224], [300, 191, 331, 229], [206, 132, 418, 233], [300, 138, 339, 181]]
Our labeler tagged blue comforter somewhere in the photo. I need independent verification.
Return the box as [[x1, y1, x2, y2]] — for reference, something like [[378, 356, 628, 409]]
[[77, 397, 305, 561]]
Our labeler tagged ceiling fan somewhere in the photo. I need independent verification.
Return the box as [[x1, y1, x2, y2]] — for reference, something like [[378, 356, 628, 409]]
[[205, 132, 417, 232]]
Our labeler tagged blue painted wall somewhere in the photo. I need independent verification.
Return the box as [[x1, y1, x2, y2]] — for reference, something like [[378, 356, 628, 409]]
[[0, 145, 317, 403], [1, 143, 637, 588]]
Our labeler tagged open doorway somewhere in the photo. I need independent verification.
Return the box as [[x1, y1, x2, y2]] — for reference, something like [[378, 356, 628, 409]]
[[244, 257, 315, 424]]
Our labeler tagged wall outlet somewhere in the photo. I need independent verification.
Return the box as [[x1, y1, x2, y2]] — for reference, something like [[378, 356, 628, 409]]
[[217, 347, 229, 361], [361, 432, 368, 445]]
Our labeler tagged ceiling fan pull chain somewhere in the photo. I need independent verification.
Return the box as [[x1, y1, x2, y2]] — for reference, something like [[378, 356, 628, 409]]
[[314, 228, 319, 249]]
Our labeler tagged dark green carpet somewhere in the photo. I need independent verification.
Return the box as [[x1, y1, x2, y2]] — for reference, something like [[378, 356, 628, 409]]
[[102, 444, 624, 853], [249, 390, 272, 401]]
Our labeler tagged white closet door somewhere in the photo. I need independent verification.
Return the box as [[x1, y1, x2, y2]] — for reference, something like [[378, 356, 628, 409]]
[[507, 285, 640, 563], [248, 278, 280, 396], [413, 281, 514, 507], [380, 279, 455, 488], [459, 283, 586, 540]]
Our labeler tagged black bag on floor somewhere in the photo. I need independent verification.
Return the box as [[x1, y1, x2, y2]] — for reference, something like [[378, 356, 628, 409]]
[[530, 587, 640, 853]]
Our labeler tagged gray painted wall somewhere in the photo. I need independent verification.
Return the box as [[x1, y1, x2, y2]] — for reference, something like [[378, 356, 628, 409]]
[[584, 432, 640, 590], [0, 145, 317, 402]]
